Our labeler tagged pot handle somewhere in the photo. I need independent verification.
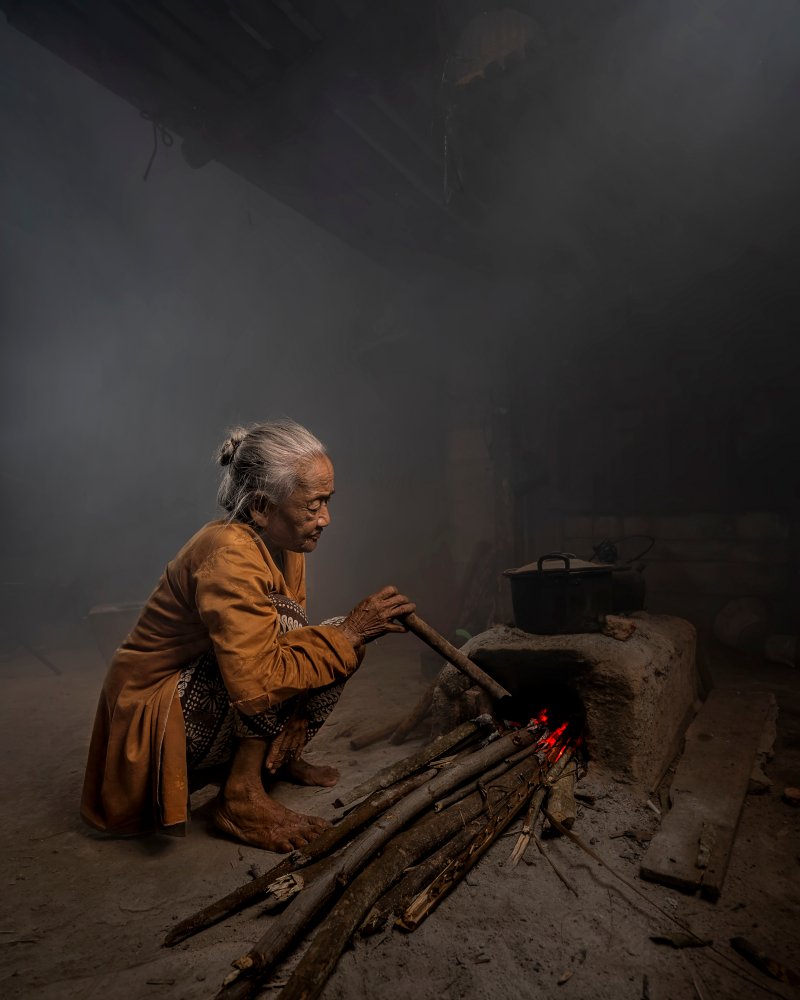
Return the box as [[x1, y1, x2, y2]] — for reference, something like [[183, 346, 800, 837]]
[[537, 552, 573, 573]]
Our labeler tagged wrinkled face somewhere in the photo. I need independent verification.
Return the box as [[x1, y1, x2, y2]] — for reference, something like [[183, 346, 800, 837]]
[[251, 454, 334, 554]]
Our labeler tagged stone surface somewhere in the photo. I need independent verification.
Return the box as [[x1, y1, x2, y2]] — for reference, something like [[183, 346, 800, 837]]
[[432, 613, 698, 791]]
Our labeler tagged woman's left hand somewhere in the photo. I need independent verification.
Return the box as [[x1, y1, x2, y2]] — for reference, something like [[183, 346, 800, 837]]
[[264, 716, 308, 774], [339, 585, 416, 648]]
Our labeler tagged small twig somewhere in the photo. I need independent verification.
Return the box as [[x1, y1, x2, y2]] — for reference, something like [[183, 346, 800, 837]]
[[542, 808, 791, 1000], [692, 969, 713, 1000], [348, 720, 401, 751], [534, 834, 579, 896]]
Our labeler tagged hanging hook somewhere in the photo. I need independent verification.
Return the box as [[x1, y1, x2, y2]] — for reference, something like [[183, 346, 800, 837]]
[[140, 111, 174, 182]]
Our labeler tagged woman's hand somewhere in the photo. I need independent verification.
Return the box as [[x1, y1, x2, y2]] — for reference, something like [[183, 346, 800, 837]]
[[264, 716, 308, 774], [339, 585, 415, 649]]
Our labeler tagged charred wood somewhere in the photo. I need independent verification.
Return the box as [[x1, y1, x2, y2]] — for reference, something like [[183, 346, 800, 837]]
[[215, 728, 538, 999]]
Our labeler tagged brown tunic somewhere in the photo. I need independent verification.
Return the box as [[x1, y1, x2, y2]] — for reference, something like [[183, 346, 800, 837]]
[[80, 520, 359, 835]]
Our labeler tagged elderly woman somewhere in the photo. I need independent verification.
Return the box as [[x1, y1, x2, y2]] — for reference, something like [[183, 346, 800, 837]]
[[81, 419, 414, 852]]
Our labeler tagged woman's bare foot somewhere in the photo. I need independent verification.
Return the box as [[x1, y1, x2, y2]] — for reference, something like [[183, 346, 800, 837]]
[[212, 789, 329, 853], [213, 737, 329, 852], [282, 755, 340, 787]]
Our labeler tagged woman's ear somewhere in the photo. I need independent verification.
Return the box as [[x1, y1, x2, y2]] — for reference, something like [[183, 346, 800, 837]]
[[250, 506, 269, 529]]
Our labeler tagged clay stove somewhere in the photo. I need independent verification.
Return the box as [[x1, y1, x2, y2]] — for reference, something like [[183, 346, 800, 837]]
[[432, 612, 699, 790]]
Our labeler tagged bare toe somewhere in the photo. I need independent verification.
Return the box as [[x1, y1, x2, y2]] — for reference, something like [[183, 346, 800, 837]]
[[212, 793, 331, 853], [283, 756, 341, 788]]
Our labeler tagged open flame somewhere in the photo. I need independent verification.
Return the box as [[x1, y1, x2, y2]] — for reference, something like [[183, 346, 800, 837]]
[[502, 703, 584, 767], [523, 712, 582, 765]]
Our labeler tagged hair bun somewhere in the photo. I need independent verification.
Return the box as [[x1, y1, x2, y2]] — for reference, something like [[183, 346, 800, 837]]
[[218, 426, 248, 467]]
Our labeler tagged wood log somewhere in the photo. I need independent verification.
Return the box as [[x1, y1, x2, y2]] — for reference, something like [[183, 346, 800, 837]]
[[545, 759, 577, 832], [277, 757, 544, 1000], [389, 679, 437, 744], [215, 728, 538, 999], [333, 719, 487, 809], [163, 767, 435, 947]]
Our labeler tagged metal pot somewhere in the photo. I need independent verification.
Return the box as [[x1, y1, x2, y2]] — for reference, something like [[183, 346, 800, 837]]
[[503, 552, 614, 635]]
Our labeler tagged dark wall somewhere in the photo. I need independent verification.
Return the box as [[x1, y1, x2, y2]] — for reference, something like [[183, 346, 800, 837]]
[[2, 1, 800, 642], [0, 16, 457, 630]]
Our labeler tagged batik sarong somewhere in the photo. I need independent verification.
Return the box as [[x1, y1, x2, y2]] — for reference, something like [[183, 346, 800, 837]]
[[178, 593, 346, 770]]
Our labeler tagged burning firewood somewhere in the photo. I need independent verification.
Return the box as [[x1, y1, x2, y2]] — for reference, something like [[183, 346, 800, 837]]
[[275, 757, 546, 1000], [397, 738, 573, 931], [216, 727, 546, 999], [167, 707, 582, 1000]]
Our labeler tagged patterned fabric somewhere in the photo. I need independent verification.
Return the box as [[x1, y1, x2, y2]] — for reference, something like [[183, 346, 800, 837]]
[[179, 594, 346, 770]]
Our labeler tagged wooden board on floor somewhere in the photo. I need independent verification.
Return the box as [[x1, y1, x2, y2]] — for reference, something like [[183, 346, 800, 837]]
[[640, 687, 774, 900]]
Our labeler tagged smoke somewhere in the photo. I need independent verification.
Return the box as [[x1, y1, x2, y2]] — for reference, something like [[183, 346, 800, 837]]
[[1, 1, 799, 639]]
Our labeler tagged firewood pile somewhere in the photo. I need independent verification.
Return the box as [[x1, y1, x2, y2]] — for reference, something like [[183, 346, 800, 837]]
[[165, 713, 580, 1000]]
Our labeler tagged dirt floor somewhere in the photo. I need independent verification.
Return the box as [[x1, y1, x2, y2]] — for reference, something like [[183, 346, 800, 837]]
[[1, 622, 798, 1000]]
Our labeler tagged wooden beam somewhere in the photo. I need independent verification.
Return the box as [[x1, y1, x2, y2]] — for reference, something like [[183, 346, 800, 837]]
[[156, 0, 281, 85], [640, 688, 774, 900]]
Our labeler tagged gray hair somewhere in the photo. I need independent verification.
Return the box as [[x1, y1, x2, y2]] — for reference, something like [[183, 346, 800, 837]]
[[216, 419, 328, 522]]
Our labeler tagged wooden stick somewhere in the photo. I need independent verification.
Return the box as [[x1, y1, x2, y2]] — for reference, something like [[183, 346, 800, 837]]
[[730, 937, 800, 987], [534, 833, 579, 896], [359, 823, 478, 936], [163, 767, 434, 947], [401, 612, 512, 701], [397, 752, 548, 930], [333, 719, 486, 809], [348, 719, 402, 750], [508, 751, 573, 866], [364, 740, 552, 932], [170, 719, 490, 944], [389, 679, 437, 744], [277, 757, 544, 1000], [434, 728, 548, 812], [215, 728, 539, 999], [543, 809, 789, 1000]]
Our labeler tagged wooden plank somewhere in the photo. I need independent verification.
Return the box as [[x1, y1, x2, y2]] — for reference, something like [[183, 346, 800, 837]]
[[640, 688, 773, 900]]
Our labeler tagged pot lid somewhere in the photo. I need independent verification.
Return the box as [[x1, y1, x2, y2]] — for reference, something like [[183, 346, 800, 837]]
[[504, 552, 615, 576]]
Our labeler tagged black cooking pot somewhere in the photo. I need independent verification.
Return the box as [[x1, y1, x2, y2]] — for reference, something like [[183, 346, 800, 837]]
[[504, 552, 614, 635]]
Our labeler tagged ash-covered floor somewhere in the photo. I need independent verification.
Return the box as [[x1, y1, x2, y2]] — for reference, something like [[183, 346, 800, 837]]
[[1, 624, 798, 1000]]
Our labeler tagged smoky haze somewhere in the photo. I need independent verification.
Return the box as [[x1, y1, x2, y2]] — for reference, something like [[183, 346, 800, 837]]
[[1, 1, 799, 645]]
